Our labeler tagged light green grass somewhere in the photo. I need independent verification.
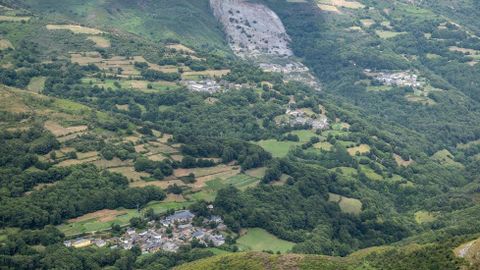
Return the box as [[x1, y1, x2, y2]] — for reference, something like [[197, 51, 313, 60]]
[[57, 209, 140, 237], [54, 98, 91, 114], [188, 174, 260, 202], [27, 76, 46, 93], [328, 193, 362, 215], [207, 174, 260, 191], [255, 139, 299, 158], [375, 30, 407, 39], [0, 228, 19, 242], [289, 130, 318, 142], [432, 149, 464, 168], [188, 189, 217, 202], [245, 167, 267, 179], [330, 166, 357, 178], [207, 248, 231, 255], [313, 141, 333, 151], [360, 165, 383, 181], [236, 228, 295, 253], [145, 201, 192, 214], [367, 85, 392, 92], [414, 211, 437, 224]]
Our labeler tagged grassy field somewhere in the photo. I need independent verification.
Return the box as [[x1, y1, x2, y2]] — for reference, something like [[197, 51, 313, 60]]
[[255, 139, 300, 158], [236, 228, 295, 253], [360, 165, 383, 181], [86, 36, 110, 48], [414, 211, 437, 224], [289, 130, 318, 142], [432, 149, 464, 168], [313, 141, 332, 151], [375, 30, 407, 39], [244, 167, 267, 179], [347, 144, 370, 156], [214, 174, 260, 191], [27, 76, 47, 93], [330, 167, 357, 178], [328, 193, 362, 215], [58, 208, 140, 237], [46, 24, 104, 34], [188, 173, 260, 202]]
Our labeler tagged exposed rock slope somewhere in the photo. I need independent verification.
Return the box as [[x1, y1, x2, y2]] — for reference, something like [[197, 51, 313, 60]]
[[210, 0, 292, 58], [210, 0, 320, 89]]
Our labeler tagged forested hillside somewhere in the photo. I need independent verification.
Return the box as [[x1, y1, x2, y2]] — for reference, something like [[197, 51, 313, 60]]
[[1, 0, 480, 269]]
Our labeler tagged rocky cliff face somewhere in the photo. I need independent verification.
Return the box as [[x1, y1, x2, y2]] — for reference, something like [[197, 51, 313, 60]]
[[210, 0, 320, 89], [210, 0, 292, 58]]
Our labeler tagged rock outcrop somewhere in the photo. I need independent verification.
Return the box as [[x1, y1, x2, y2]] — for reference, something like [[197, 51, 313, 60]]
[[210, 0, 320, 89], [210, 0, 292, 58]]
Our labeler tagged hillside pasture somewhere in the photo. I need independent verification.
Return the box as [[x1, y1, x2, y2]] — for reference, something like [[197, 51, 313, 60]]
[[207, 174, 260, 191], [86, 36, 110, 48], [432, 149, 464, 168], [360, 19, 375, 28], [313, 141, 333, 151], [181, 69, 230, 80], [236, 228, 295, 253], [255, 139, 300, 158], [244, 167, 267, 179], [188, 173, 259, 202], [405, 94, 436, 105], [58, 209, 140, 237], [27, 76, 46, 92], [457, 139, 480, 150], [91, 158, 131, 169], [414, 211, 437, 224], [393, 154, 414, 167], [130, 179, 184, 189], [328, 193, 362, 215], [347, 144, 370, 156], [376, 30, 407, 39], [43, 121, 88, 138], [166, 44, 196, 54], [108, 166, 150, 182], [56, 156, 99, 167], [46, 24, 103, 34], [289, 129, 318, 142], [0, 39, 13, 50], [0, 15, 30, 21], [317, 4, 341, 13], [360, 165, 383, 181], [454, 237, 480, 265]]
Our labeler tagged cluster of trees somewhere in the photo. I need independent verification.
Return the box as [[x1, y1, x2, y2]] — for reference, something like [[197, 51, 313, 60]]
[[214, 160, 410, 256], [180, 138, 272, 170], [134, 158, 174, 179], [141, 69, 181, 82], [0, 163, 165, 228]]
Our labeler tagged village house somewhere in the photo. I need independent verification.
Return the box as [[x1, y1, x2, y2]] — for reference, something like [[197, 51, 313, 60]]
[[365, 69, 424, 88], [64, 209, 228, 254], [161, 210, 195, 226]]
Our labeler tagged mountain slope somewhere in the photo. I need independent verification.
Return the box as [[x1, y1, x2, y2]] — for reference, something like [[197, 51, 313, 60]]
[[1, 1, 480, 269], [9, 0, 228, 49]]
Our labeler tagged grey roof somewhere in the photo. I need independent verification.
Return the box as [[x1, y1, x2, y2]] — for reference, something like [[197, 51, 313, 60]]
[[169, 210, 195, 220], [192, 230, 205, 238]]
